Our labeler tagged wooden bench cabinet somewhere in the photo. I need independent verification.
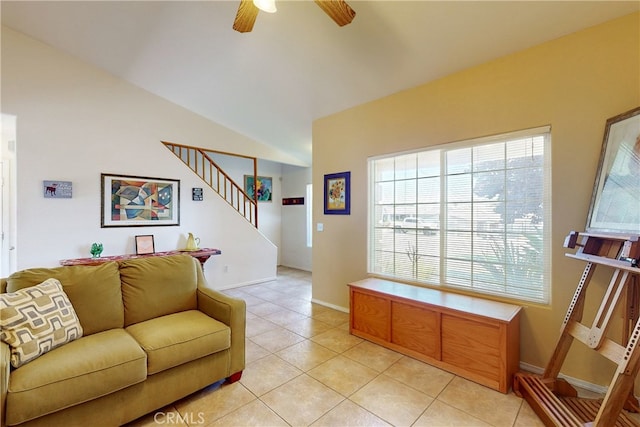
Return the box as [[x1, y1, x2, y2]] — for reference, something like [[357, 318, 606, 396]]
[[349, 278, 522, 393]]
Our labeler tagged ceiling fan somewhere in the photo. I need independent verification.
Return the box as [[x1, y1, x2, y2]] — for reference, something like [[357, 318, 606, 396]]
[[233, 0, 356, 33]]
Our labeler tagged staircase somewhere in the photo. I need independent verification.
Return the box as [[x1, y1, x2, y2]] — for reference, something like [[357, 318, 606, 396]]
[[162, 141, 258, 227]]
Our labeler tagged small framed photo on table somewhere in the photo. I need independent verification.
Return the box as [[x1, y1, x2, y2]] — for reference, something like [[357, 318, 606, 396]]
[[135, 235, 155, 255]]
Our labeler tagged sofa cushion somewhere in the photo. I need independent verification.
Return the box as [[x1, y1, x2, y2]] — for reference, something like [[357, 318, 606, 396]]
[[5, 328, 147, 426], [6, 262, 124, 335], [126, 310, 230, 375], [120, 255, 198, 326], [1, 278, 83, 368]]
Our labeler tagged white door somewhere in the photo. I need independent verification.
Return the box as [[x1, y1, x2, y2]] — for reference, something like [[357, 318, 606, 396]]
[[1, 114, 17, 277], [0, 161, 4, 277]]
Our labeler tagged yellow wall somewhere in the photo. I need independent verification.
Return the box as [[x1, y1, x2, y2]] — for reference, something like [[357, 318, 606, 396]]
[[312, 13, 640, 387]]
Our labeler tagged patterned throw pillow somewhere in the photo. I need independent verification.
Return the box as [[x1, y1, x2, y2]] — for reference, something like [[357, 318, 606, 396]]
[[1, 278, 83, 368]]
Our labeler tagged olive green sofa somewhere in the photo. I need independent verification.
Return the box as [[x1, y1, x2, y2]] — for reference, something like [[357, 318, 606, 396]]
[[0, 254, 246, 427]]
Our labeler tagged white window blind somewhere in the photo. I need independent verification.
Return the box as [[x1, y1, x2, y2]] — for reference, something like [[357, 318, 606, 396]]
[[368, 127, 551, 304]]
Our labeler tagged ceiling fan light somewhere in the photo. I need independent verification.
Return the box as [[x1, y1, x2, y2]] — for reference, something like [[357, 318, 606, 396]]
[[253, 0, 276, 13]]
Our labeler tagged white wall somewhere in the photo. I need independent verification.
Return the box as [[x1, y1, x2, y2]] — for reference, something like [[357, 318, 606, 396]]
[[280, 165, 312, 271], [1, 26, 290, 288], [209, 153, 284, 265]]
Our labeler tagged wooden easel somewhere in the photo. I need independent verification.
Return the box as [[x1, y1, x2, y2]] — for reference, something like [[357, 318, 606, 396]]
[[514, 231, 640, 426]]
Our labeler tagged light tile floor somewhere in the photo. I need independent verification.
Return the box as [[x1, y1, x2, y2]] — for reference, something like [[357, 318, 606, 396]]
[[129, 267, 640, 427]]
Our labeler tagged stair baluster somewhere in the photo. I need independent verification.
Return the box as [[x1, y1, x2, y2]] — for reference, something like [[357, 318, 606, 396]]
[[162, 141, 258, 228]]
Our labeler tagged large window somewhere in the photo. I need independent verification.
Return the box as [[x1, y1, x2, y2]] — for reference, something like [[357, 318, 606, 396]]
[[368, 127, 551, 304]]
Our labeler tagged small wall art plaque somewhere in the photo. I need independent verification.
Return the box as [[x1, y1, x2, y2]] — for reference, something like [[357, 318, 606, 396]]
[[283, 197, 304, 205], [43, 181, 72, 198]]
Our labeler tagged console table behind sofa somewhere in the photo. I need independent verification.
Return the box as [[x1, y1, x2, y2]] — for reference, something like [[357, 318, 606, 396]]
[[61, 248, 221, 270]]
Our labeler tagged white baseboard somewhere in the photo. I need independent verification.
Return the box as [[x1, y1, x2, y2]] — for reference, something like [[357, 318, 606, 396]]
[[215, 276, 278, 291], [519, 362, 609, 395], [278, 264, 311, 273], [310, 298, 349, 313]]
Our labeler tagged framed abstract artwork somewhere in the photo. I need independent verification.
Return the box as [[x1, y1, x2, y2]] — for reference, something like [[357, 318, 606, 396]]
[[586, 106, 640, 234], [324, 171, 350, 215], [244, 175, 273, 202], [101, 174, 180, 227]]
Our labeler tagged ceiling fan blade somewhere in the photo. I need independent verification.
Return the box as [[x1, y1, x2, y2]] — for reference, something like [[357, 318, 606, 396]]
[[233, 0, 259, 33], [314, 0, 356, 27]]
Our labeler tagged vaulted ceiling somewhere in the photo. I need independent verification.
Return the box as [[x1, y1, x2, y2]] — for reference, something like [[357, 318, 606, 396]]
[[2, 1, 639, 165]]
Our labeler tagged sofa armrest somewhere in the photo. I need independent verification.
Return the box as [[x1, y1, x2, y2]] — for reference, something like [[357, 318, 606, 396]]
[[197, 286, 246, 377], [1, 341, 10, 427]]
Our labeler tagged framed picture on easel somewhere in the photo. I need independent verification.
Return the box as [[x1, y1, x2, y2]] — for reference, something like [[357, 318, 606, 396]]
[[586, 106, 640, 234]]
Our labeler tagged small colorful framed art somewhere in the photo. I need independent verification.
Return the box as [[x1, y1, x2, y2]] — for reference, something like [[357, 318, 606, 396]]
[[324, 171, 350, 215], [244, 175, 273, 202]]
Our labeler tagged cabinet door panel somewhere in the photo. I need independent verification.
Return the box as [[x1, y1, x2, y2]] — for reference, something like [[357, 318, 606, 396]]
[[352, 291, 390, 340], [441, 314, 501, 381], [391, 302, 440, 359]]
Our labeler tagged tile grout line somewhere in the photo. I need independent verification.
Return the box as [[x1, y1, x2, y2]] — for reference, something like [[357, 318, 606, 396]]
[[225, 268, 528, 427]]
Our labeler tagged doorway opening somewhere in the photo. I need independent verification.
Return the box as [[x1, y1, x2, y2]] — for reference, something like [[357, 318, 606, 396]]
[[1, 113, 17, 277]]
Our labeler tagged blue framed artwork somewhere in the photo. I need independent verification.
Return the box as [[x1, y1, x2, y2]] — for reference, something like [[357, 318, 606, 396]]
[[324, 171, 350, 215]]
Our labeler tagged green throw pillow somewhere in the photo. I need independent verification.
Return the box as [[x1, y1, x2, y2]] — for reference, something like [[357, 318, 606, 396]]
[[1, 278, 83, 367]]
